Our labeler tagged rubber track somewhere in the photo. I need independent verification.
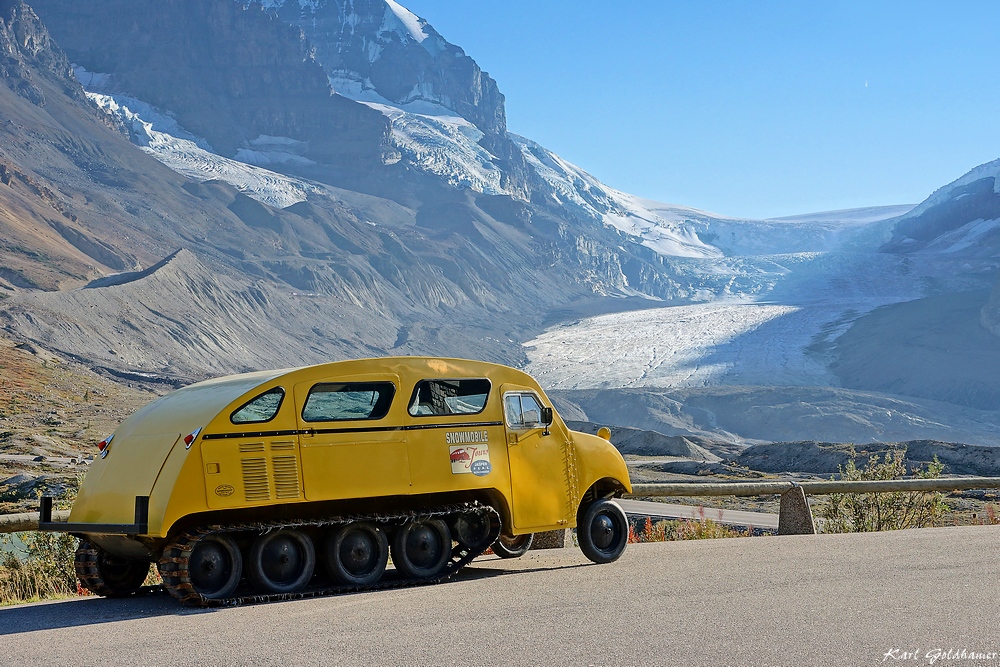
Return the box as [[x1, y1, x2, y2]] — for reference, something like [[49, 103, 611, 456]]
[[75, 540, 113, 597], [158, 502, 501, 607], [75, 540, 160, 598]]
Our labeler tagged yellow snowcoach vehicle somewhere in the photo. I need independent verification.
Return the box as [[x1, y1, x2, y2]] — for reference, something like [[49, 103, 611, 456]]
[[40, 357, 631, 606]]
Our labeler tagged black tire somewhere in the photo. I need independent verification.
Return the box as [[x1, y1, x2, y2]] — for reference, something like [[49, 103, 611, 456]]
[[578, 499, 629, 564], [325, 523, 389, 586], [186, 533, 243, 600], [246, 529, 316, 594], [451, 511, 495, 551], [491, 533, 534, 559], [75, 540, 150, 597], [390, 519, 452, 579]]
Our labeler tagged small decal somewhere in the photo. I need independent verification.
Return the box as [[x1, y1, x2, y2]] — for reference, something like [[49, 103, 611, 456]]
[[450, 444, 491, 476], [215, 484, 235, 497]]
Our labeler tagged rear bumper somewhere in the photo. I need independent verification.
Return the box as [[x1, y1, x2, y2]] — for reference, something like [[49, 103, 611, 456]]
[[38, 495, 150, 535]]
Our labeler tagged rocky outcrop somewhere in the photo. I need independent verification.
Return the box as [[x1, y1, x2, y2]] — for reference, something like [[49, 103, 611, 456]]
[[983, 275, 1000, 337], [737, 440, 1000, 477], [260, 0, 534, 198], [0, 0, 82, 105], [29, 0, 395, 169]]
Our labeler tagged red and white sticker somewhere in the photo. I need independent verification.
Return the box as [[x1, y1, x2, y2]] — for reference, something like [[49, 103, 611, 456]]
[[450, 445, 492, 476]]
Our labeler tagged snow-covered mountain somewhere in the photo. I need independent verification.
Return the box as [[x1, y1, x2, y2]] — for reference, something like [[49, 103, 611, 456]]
[[4, 0, 1000, 447], [884, 158, 1000, 256], [254, 0, 534, 199]]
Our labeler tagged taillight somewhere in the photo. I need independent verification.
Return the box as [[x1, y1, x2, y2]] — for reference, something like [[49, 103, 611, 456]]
[[97, 434, 114, 458], [184, 427, 203, 449]]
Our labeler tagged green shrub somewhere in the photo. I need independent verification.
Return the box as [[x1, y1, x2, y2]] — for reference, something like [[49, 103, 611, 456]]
[[820, 448, 947, 533]]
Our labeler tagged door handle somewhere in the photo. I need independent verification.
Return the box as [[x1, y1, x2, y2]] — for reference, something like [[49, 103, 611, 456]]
[[507, 433, 518, 445]]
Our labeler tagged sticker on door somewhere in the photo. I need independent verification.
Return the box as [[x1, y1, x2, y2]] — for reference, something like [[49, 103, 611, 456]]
[[450, 445, 491, 476]]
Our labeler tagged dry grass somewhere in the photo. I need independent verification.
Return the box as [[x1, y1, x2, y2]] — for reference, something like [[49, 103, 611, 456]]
[[628, 513, 755, 544]]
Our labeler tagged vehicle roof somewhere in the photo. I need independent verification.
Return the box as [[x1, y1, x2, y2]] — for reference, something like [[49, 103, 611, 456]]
[[114, 357, 536, 437]]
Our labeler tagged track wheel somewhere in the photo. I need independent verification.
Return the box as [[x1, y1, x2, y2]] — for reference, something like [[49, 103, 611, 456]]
[[390, 519, 451, 579], [186, 533, 243, 599], [451, 511, 495, 551], [578, 499, 629, 564], [491, 533, 534, 559], [75, 540, 150, 597], [325, 523, 389, 586], [246, 529, 316, 594]]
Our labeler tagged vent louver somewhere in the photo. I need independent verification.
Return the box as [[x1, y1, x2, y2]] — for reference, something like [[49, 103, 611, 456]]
[[241, 457, 270, 501], [272, 455, 301, 499], [239, 442, 265, 453]]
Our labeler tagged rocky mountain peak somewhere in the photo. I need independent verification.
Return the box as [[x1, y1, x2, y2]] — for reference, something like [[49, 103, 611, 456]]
[[256, 0, 534, 199], [30, 0, 396, 170], [260, 0, 506, 138], [0, 0, 82, 105]]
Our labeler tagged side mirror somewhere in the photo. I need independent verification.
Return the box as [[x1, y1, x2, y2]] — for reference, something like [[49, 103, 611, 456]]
[[541, 407, 553, 435]]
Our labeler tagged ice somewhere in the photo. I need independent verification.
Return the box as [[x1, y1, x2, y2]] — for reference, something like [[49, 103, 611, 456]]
[[513, 134, 911, 261], [383, 0, 428, 44], [332, 78, 505, 195], [86, 92, 317, 209], [917, 218, 1000, 254], [524, 235, 951, 392]]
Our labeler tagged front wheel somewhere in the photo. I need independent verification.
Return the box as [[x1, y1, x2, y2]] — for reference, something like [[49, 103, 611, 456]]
[[491, 533, 533, 559], [577, 499, 628, 564]]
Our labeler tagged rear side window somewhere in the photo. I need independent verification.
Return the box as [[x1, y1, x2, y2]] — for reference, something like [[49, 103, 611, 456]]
[[302, 382, 396, 422], [231, 387, 285, 424], [408, 379, 491, 416]]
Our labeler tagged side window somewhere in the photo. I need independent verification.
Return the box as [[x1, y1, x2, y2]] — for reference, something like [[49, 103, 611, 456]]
[[408, 379, 491, 416], [302, 382, 396, 422], [231, 387, 285, 424], [504, 392, 543, 429]]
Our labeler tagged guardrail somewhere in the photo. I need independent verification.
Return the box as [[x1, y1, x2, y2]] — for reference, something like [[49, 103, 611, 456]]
[[0, 510, 69, 534], [2, 477, 997, 536], [627, 477, 1000, 535]]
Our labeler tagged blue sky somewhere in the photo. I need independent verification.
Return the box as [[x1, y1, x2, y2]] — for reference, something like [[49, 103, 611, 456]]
[[402, 1, 1000, 219]]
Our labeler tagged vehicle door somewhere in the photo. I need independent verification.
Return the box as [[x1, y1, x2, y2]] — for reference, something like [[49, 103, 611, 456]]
[[502, 384, 571, 531], [294, 373, 409, 501]]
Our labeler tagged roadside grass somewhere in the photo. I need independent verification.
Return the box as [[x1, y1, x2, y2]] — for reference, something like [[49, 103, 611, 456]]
[[0, 530, 81, 605], [628, 512, 754, 544]]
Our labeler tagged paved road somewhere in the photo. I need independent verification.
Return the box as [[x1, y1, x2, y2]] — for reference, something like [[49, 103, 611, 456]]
[[3, 525, 999, 666], [619, 498, 779, 530]]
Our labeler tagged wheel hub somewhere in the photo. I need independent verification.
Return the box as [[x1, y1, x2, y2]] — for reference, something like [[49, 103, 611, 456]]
[[591, 514, 616, 550], [190, 542, 232, 594], [262, 537, 303, 584]]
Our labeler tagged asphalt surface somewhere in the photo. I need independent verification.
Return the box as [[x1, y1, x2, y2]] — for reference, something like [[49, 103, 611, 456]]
[[3, 525, 999, 666], [619, 498, 779, 530]]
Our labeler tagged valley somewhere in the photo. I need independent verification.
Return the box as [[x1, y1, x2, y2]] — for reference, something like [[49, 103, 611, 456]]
[[0, 0, 998, 458]]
